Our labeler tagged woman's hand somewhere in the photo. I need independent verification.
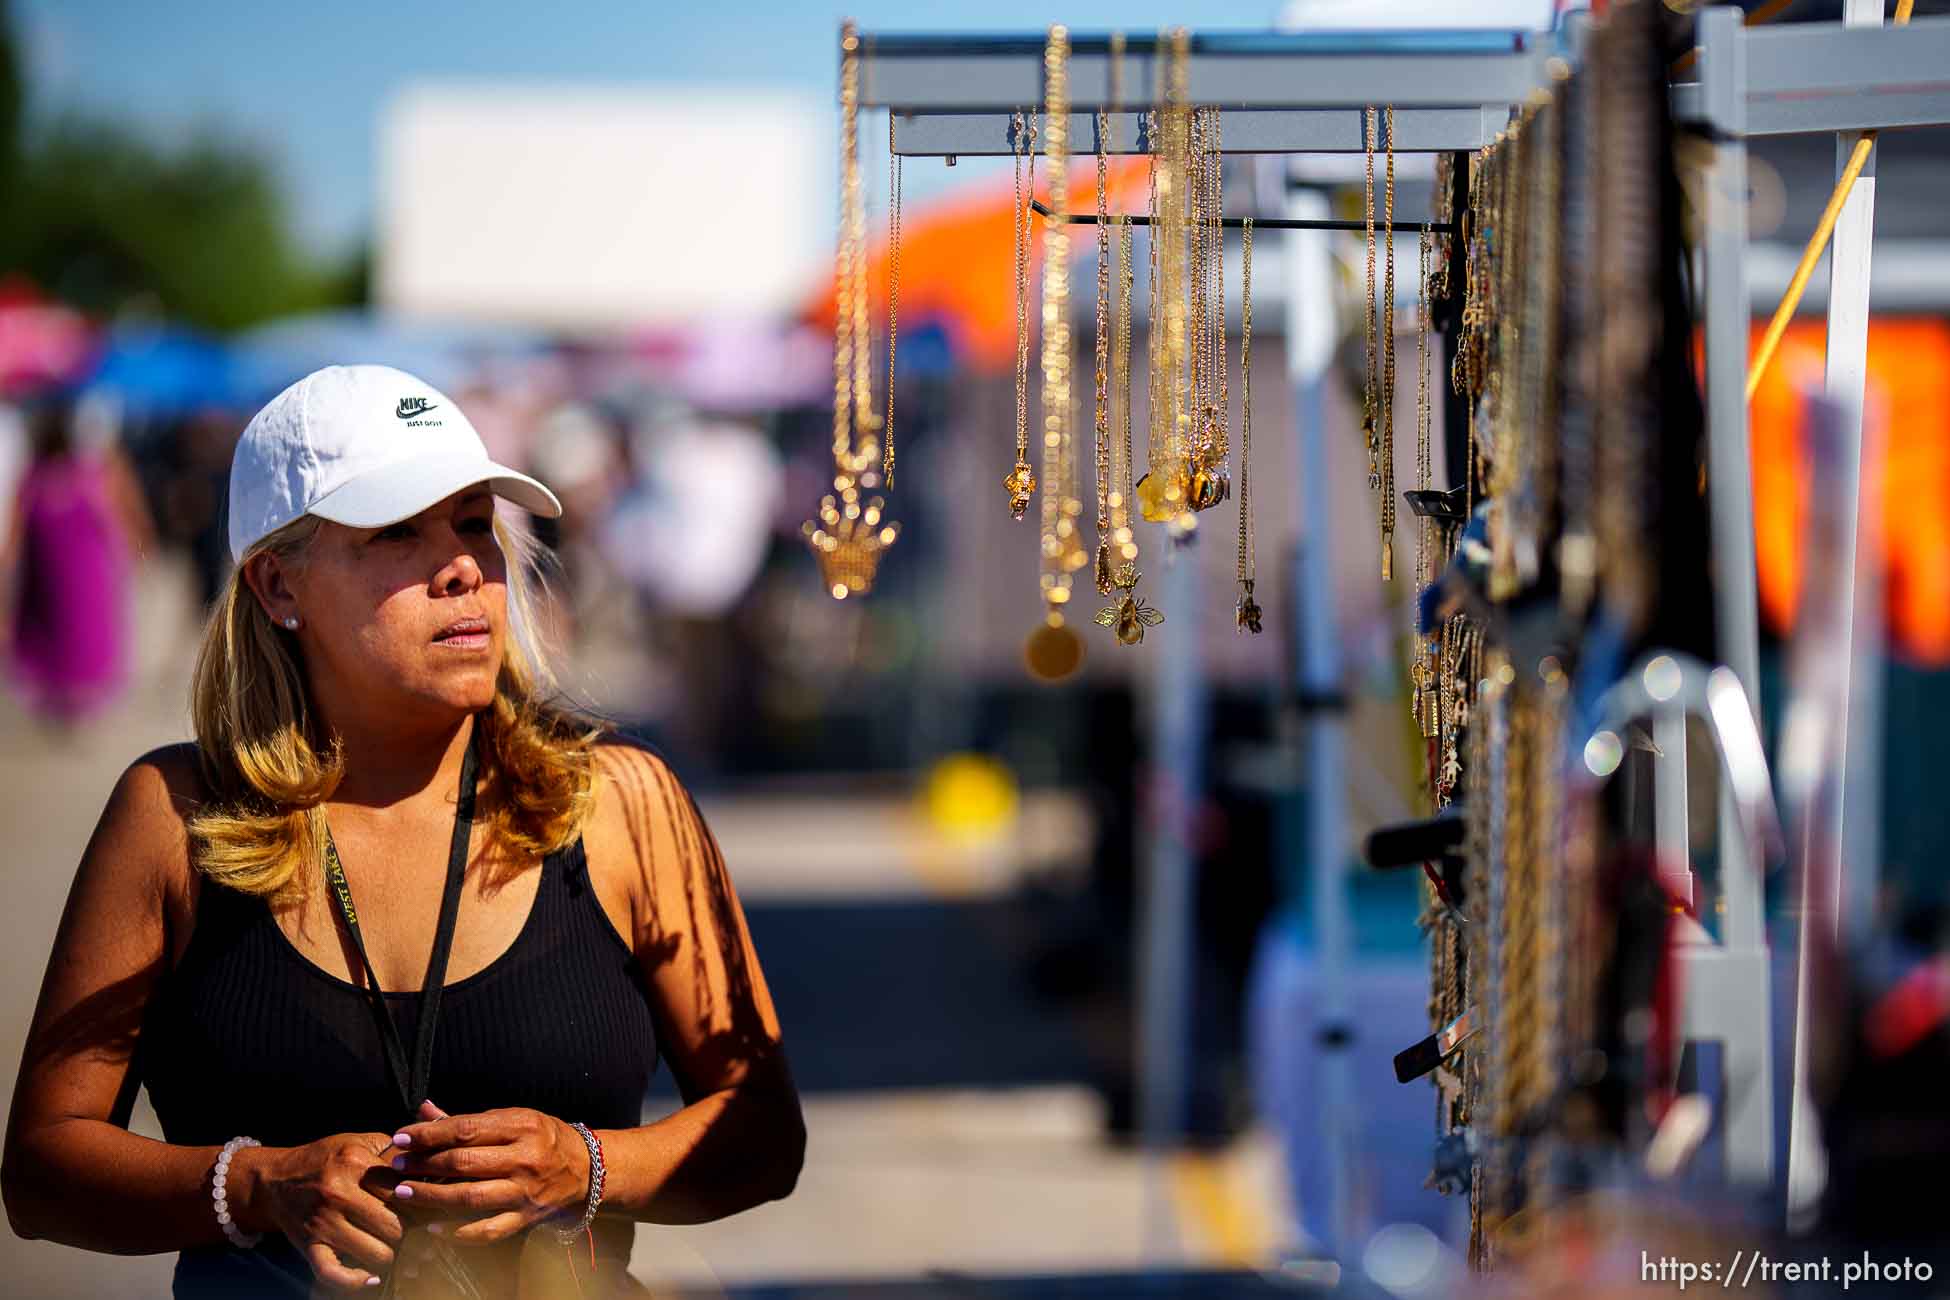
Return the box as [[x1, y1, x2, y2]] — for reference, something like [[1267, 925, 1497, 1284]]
[[388, 1106, 591, 1243], [232, 1132, 404, 1290]]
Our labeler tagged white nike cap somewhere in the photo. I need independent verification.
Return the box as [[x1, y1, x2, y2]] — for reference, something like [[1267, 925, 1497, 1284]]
[[227, 364, 562, 563]]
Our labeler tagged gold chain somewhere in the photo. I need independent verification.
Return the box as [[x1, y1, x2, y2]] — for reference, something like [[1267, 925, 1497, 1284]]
[[803, 23, 896, 600], [1213, 110, 1227, 464], [1362, 107, 1379, 491], [1091, 32, 1157, 649], [1145, 125, 1162, 482], [1037, 26, 1075, 617], [1116, 214, 1135, 554], [1187, 108, 1204, 445], [884, 140, 902, 489], [1093, 102, 1114, 595], [850, 85, 874, 458], [831, 25, 860, 470], [1237, 218, 1253, 589], [1136, 31, 1191, 529], [1026, 27, 1086, 680], [1004, 111, 1038, 518], [1417, 225, 1433, 590], [1234, 218, 1261, 636], [1380, 105, 1397, 582], [1413, 225, 1437, 740]]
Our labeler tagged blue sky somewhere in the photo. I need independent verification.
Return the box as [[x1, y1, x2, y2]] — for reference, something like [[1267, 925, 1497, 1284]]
[[14, 1, 1297, 258], [17, 2, 1554, 258]]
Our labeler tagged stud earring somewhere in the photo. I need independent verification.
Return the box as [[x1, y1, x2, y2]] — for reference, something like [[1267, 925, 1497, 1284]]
[[283, 616, 300, 630]]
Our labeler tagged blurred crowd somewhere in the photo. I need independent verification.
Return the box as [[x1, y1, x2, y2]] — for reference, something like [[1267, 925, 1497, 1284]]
[[0, 286, 873, 758]]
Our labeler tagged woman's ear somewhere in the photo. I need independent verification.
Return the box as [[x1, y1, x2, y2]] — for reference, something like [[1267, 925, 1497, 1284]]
[[241, 552, 302, 629]]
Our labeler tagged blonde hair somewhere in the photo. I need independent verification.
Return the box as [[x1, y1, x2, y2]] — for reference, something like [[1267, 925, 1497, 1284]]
[[187, 511, 601, 902]]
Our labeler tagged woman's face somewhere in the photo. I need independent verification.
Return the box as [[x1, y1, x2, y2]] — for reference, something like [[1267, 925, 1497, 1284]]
[[250, 487, 509, 724]]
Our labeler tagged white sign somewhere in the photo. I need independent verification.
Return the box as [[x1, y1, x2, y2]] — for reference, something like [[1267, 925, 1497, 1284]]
[[377, 85, 823, 331]]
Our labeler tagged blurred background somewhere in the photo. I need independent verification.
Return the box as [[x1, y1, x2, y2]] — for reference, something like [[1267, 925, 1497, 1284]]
[[2, 0, 1948, 1296]]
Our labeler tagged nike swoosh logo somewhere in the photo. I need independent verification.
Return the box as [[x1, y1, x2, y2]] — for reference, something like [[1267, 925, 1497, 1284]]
[[396, 398, 439, 419]]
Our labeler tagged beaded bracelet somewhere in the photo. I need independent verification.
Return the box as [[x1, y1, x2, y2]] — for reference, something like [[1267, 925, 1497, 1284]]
[[553, 1122, 606, 1245], [213, 1137, 263, 1249]]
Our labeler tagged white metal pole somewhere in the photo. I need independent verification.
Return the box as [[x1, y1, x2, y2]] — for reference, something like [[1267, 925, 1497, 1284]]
[[1822, 0, 1882, 946], [1699, 6, 1775, 1188], [1785, 0, 1885, 1230]]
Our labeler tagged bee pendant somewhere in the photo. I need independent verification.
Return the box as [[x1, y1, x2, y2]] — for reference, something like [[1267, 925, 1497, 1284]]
[[1095, 594, 1164, 646]]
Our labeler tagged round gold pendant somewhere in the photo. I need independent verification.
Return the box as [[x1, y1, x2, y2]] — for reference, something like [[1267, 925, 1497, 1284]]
[[1024, 615, 1084, 682]]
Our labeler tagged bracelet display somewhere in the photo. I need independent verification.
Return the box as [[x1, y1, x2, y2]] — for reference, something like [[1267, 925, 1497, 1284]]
[[553, 1122, 606, 1245], [213, 1137, 263, 1249]]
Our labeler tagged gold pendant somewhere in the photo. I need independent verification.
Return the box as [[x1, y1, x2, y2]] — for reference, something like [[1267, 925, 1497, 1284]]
[[1094, 540, 1114, 596], [1189, 460, 1231, 512], [1003, 458, 1036, 520], [804, 474, 898, 599], [1095, 591, 1163, 646], [1233, 580, 1262, 635], [1024, 613, 1085, 680], [1095, 565, 1161, 646]]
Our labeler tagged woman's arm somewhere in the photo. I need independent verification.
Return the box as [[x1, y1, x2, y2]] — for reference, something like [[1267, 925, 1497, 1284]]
[[588, 742, 805, 1221], [2, 749, 235, 1252], [1, 750, 406, 1287], [393, 741, 805, 1240]]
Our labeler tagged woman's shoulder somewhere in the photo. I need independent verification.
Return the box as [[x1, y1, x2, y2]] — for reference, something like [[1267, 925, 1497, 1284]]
[[77, 744, 208, 932], [588, 733, 687, 830], [583, 734, 707, 883], [109, 743, 209, 830]]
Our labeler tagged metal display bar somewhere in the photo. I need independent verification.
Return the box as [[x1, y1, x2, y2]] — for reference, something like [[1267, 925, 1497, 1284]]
[[860, 29, 1553, 111], [1027, 197, 1456, 234], [1672, 15, 1950, 135], [893, 107, 1510, 156]]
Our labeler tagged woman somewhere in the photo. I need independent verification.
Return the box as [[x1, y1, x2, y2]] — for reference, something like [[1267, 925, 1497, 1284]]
[[2, 365, 805, 1295], [4, 395, 154, 726]]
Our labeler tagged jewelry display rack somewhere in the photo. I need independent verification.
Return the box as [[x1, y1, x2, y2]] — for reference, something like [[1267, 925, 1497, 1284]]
[[847, 9, 1950, 1255]]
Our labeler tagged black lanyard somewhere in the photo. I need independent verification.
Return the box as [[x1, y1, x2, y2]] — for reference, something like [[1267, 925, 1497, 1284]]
[[322, 719, 480, 1121]]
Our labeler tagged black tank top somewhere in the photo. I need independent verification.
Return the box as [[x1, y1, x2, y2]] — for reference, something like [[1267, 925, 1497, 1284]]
[[138, 837, 659, 1295]]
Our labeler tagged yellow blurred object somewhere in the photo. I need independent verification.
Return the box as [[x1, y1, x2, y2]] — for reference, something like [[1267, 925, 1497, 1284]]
[[921, 753, 1021, 838], [1135, 467, 1188, 523]]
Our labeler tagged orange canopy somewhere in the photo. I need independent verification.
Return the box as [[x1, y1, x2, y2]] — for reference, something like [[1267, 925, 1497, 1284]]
[[1750, 317, 1950, 666], [806, 159, 1151, 374]]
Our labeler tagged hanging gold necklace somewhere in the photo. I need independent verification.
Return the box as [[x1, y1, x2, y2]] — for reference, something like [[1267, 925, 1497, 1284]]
[[1024, 25, 1084, 682], [1004, 110, 1038, 519], [1189, 107, 1230, 513], [1380, 105, 1398, 582], [1234, 217, 1261, 634], [1096, 217, 1161, 645], [804, 21, 897, 599], [1093, 100, 1115, 597], [1362, 107, 1380, 496], [1095, 56, 1158, 649], [1412, 225, 1438, 739], [1136, 28, 1191, 529]]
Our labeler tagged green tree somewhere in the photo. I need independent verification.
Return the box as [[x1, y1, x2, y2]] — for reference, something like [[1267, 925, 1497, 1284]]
[[0, 0, 361, 332]]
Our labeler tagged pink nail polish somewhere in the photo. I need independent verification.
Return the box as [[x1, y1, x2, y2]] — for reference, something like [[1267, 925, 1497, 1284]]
[[427, 1222, 446, 1236], [391, 1155, 406, 1171], [364, 1278, 381, 1287], [392, 1133, 412, 1148], [395, 1184, 414, 1200]]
